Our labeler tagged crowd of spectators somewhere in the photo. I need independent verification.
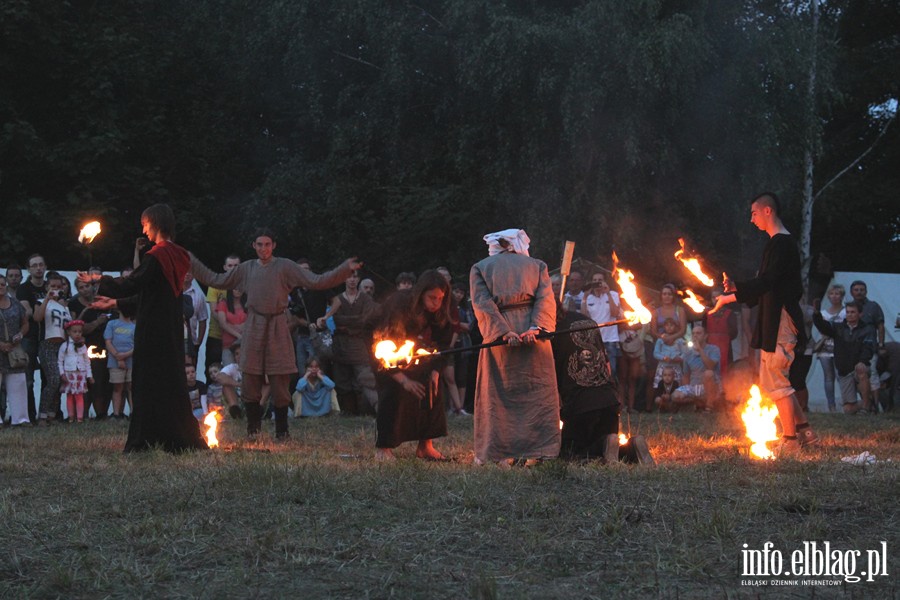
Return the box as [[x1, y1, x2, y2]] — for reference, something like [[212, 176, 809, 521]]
[[0, 251, 896, 439], [552, 267, 895, 416]]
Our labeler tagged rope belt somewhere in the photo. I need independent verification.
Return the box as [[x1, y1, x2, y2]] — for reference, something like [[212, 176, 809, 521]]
[[498, 300, 534, 313]]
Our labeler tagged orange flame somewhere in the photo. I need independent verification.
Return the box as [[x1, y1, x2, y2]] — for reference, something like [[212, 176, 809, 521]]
[[679, 289, 707, 313], [618, 433, 628, 446], [203, 410, 222, 448], [611, 252, 652, 325], [741, 385, 778, 460], [374, 340, 434, 369], [559, 419, 564, 431], [87, 345, 107, 359], [79, 221, 102, 244], [674, 238, 715, 287]]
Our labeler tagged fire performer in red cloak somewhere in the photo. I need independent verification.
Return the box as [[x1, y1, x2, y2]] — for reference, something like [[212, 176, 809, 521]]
[[81, 204, 207, 453], [710, 193, 817, 455], [469, 229, 560, 465], [374, 270, 454, 461]]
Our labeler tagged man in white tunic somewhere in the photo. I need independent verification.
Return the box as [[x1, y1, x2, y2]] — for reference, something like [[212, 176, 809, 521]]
[[191, 229, 360, 438], [470, 229, 560, 464]]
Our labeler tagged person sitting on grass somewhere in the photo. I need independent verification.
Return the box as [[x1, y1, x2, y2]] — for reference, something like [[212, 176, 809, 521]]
[[653, 366, 680, 412], [293, 358, 336, 418], [671, 324, 720, 411], [186, 363, 208, 420], [104, 301, 136, 419], [216, 343, 246, 420], [58, 320, 93, 423], [215, 343, 270, 422], [205, 363, 225, 414]]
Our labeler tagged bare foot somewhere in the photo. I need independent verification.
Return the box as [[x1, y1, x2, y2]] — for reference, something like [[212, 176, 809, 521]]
[[375, 448, 395, 461], [416, 451, 449, 461], [416, 440, 447, 461]]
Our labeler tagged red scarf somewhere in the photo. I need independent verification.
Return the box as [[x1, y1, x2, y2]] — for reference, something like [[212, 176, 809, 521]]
[[147, 240, 190, 298]]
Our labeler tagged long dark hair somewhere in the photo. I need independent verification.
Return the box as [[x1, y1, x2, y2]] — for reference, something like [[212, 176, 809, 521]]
[[226, 289, 247, 313], [379, 269, 453, 340], [411, 270, 453, 327]]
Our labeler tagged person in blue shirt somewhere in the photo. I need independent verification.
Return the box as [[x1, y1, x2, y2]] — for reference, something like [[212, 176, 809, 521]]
[[104, 301, 136, 419], [671, 324, 720, 411], [293, 359, 336, 417]]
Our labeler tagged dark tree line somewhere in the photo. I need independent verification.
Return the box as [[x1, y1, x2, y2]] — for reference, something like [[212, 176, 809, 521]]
[[2, 0, 897, 290]]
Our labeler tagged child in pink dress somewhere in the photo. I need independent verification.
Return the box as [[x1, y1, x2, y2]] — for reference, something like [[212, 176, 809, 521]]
[[58, 320, 94, 422]]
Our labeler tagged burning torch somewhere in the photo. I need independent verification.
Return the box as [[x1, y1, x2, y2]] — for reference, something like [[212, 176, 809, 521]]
[[78, 221, 102, 271], [674, 238, 716, 287]]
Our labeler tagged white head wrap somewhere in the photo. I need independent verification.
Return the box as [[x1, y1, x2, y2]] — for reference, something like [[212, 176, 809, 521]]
[[483, 229, 530, 257]]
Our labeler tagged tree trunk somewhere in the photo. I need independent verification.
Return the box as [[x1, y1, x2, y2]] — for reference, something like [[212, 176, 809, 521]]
[[799, 0, 819, 291]]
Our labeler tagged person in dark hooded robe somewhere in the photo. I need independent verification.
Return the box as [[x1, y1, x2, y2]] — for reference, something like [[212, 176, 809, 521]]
[[83, 204, 207, 453]]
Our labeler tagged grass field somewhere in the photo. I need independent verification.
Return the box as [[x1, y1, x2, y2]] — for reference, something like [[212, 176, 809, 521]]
[[1, 409, 898, 599]]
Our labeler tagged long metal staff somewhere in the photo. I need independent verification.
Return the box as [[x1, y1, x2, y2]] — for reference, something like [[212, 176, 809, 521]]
[[408, 318, 633, 359]]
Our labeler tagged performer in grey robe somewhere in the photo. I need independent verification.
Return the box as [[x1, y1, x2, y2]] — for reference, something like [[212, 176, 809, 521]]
[[190, 229, 360, 439], [470, 229, 560, 464]]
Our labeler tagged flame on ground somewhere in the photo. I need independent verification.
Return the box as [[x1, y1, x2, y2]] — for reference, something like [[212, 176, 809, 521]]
[[618, 433, 628, 445], [611, 252, 652, 325], [79, 221, 102, 244], [679, 289, 707, 313], [374, 340, 434, 369], [203, 410, 222, 448], [674, 238, 715, 287], [87, 345, 106, 359], [741, 385, 779, 460]]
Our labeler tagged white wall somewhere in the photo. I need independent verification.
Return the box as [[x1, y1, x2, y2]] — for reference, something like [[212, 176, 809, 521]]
[[6, 270, 207, 419]]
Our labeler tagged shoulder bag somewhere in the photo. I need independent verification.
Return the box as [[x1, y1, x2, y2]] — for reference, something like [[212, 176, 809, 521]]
[[2, 317, 29, 370]]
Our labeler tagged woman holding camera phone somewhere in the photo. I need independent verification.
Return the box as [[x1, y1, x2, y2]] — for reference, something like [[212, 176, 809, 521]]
[[33, 271, 71, 424]]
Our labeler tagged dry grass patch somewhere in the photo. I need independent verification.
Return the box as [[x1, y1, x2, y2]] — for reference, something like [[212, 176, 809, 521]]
[[1, 411, 897, 599]]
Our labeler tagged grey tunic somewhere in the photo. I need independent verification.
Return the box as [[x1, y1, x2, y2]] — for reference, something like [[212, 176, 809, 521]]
[[470, 252, 560, 462], [191, 256, 352, 375], [332, 292, 380, 365]]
